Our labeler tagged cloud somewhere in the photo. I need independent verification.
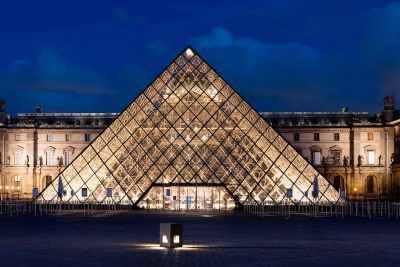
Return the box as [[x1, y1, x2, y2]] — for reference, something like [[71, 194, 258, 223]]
[[192, 27, 329, 111], [0, 47, 111, 95]]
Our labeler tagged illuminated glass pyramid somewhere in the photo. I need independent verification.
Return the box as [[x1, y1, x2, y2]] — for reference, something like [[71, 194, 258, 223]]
[[39, 47, 339, 207]]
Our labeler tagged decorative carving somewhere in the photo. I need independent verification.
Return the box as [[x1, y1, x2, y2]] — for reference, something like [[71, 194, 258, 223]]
[[357, 155, 363, 167], [343, 156, 349, 167], [26, 155, 30, 167]]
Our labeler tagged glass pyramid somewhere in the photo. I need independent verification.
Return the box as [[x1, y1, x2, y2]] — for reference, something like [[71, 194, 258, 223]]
[[39, 47, 339, 207]]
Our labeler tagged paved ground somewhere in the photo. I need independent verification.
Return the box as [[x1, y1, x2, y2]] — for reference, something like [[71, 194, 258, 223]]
[[0, 211, 399, 267]]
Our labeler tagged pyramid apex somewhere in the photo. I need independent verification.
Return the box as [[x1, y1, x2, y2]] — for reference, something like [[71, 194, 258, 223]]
[[184, 47, 195, 59]]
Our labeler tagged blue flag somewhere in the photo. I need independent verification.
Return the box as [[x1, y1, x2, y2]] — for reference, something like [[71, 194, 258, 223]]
[[57, 176, 64, 198], [312, 175, 319, 199]]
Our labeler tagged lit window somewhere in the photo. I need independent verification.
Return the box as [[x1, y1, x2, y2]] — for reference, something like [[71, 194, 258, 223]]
[[294, 133, 300, 141], [312, 151, 321, 165], [367, 150, 374, 165], [14, 175, 21, 189], [15, 134, 21, 141], [85, 133, 91, 142], [368, 132, 373, 140], [64, 150, 73, 165], [46, 134, 53, 142], [313, 133, 320, 141], [14, 149, 23, 165], [334, 133, 340, 141], [45, 151, 53, 166]]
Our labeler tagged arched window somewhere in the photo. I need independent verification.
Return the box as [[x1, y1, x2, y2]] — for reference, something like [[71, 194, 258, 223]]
[[45, 175, 52, 187], [13, 175, 21, 190], [333, 176, 344, 191], [367, 176, 374, 193]]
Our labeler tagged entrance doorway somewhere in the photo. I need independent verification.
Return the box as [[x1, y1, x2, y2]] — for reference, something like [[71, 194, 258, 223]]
[[138, 184, 235, 210]]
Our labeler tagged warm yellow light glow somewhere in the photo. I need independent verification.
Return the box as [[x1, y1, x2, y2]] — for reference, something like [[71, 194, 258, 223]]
[[39, 47, 340, 206], [162, 235, 168, 244], [0, 185, 2, 190], [354, 188, 358, 192], [173, 235, 180, 244], [133, 244, 166, 250], [185, 48, 194, 58], [11, 186, 14, 190], [5, 186, 9, 190]]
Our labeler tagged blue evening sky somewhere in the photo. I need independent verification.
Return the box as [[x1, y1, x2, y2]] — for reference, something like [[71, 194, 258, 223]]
[[0, 0, 399, 115]]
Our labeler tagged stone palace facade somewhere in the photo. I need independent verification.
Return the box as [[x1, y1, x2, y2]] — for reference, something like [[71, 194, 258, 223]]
[[0, 96, 399, 201]]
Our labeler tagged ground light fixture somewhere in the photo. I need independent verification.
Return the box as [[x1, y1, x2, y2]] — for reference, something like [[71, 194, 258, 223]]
[[160, 223, 182, 248]]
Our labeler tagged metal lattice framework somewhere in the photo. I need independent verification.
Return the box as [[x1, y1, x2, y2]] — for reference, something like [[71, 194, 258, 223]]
[[39, 47, 339, 205]]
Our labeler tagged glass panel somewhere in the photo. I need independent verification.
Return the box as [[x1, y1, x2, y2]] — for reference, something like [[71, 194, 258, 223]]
[[40, 47, 339, 205]]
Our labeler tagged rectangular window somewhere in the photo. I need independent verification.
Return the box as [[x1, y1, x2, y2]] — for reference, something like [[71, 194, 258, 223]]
[[294, 133, 300, 141], [45, 151, 53, 166], [367, 150, 375, 165], [64, 151, 73, 165], [14, 150, 22, 165], [313, 133, 320, 141], [15, 134, 21, 141], [46, 134, 53, 142], [312, 151, 321, 165], [334, 133, 340, 141], [84, 133, 91, 142], [368, 132, 373, 140], [65, 134, 71, 142]]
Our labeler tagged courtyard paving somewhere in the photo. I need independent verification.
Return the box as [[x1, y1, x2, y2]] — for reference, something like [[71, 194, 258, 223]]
[[0, 211, 399, 266]]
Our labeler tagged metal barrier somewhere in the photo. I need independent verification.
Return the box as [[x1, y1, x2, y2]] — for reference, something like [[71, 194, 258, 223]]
[[243, 201, 400, 220], [0, 200, 139, 217], [1, 200, 399, 219]]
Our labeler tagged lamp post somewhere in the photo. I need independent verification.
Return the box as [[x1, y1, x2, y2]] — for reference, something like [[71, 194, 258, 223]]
[[353, 187, 358, 201], [5, 185, 9, 200], [0, 185, 2, 200]]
